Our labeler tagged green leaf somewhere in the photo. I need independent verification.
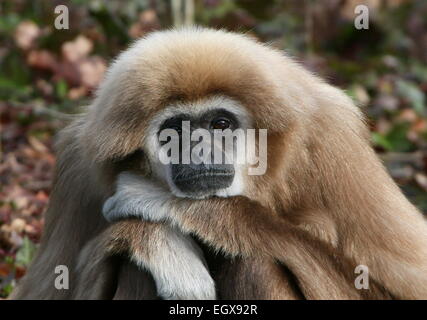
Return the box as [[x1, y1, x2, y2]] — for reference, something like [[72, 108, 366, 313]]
[[0, 13, 21, 33], [396, 80, 426, 114], [15, 236, 37, 268], [4, 256, 14, 265], [386, 122, 415, 152], [372, 132, 393, 151], [55, 80, 68, 100], [1, 283, 14, 298]]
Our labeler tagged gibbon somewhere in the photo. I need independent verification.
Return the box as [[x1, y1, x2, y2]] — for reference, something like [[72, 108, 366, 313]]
[[12, 27, 427, 300]]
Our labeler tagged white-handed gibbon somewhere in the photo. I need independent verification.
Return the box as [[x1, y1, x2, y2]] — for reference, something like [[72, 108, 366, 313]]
[[12, 27, 427, 300]]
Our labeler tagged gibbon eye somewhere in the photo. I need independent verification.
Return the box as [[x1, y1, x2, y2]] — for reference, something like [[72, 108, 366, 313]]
[[211, 118, 231, 130]]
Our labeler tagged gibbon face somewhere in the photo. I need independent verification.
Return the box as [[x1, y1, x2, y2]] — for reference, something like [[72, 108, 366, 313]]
[[144, 95, 252, 199], [159, 105, 238, 196]]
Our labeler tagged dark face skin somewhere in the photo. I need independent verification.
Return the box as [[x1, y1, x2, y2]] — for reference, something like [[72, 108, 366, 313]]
[[159, 109, 239, 197]]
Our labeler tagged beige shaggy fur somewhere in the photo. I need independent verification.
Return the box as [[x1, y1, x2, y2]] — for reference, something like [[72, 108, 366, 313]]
[[12, 27, 427, 300]]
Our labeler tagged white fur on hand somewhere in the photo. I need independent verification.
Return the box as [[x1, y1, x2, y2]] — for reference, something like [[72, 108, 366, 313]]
[[133, 227, 216, 300], [102, 172, 173, 223]]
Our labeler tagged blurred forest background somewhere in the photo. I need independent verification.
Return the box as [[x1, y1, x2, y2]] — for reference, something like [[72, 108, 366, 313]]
[[1, 0, 427, 298]]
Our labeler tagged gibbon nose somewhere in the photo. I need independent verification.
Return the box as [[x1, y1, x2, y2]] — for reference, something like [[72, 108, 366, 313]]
[[171, 163, 235, 194]]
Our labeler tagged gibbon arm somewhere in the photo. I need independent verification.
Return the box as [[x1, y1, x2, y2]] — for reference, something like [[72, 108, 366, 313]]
[[73, 220, 216, 300], [103, 172, 391, 300]]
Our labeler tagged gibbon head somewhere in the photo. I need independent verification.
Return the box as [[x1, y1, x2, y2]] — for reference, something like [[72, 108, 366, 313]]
[[79, 27, 366, 200]]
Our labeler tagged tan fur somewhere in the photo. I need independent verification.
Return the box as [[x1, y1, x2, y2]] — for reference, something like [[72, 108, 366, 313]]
[[166, 196, 392, 299], [12, 27, 427, 299]]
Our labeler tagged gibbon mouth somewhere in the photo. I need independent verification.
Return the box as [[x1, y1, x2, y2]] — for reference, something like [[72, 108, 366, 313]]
[[172, 164, 235, 194], [176, 172, 233, 181]]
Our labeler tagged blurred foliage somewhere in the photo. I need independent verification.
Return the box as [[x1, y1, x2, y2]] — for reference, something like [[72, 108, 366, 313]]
[[1, 0, 427, 298]]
